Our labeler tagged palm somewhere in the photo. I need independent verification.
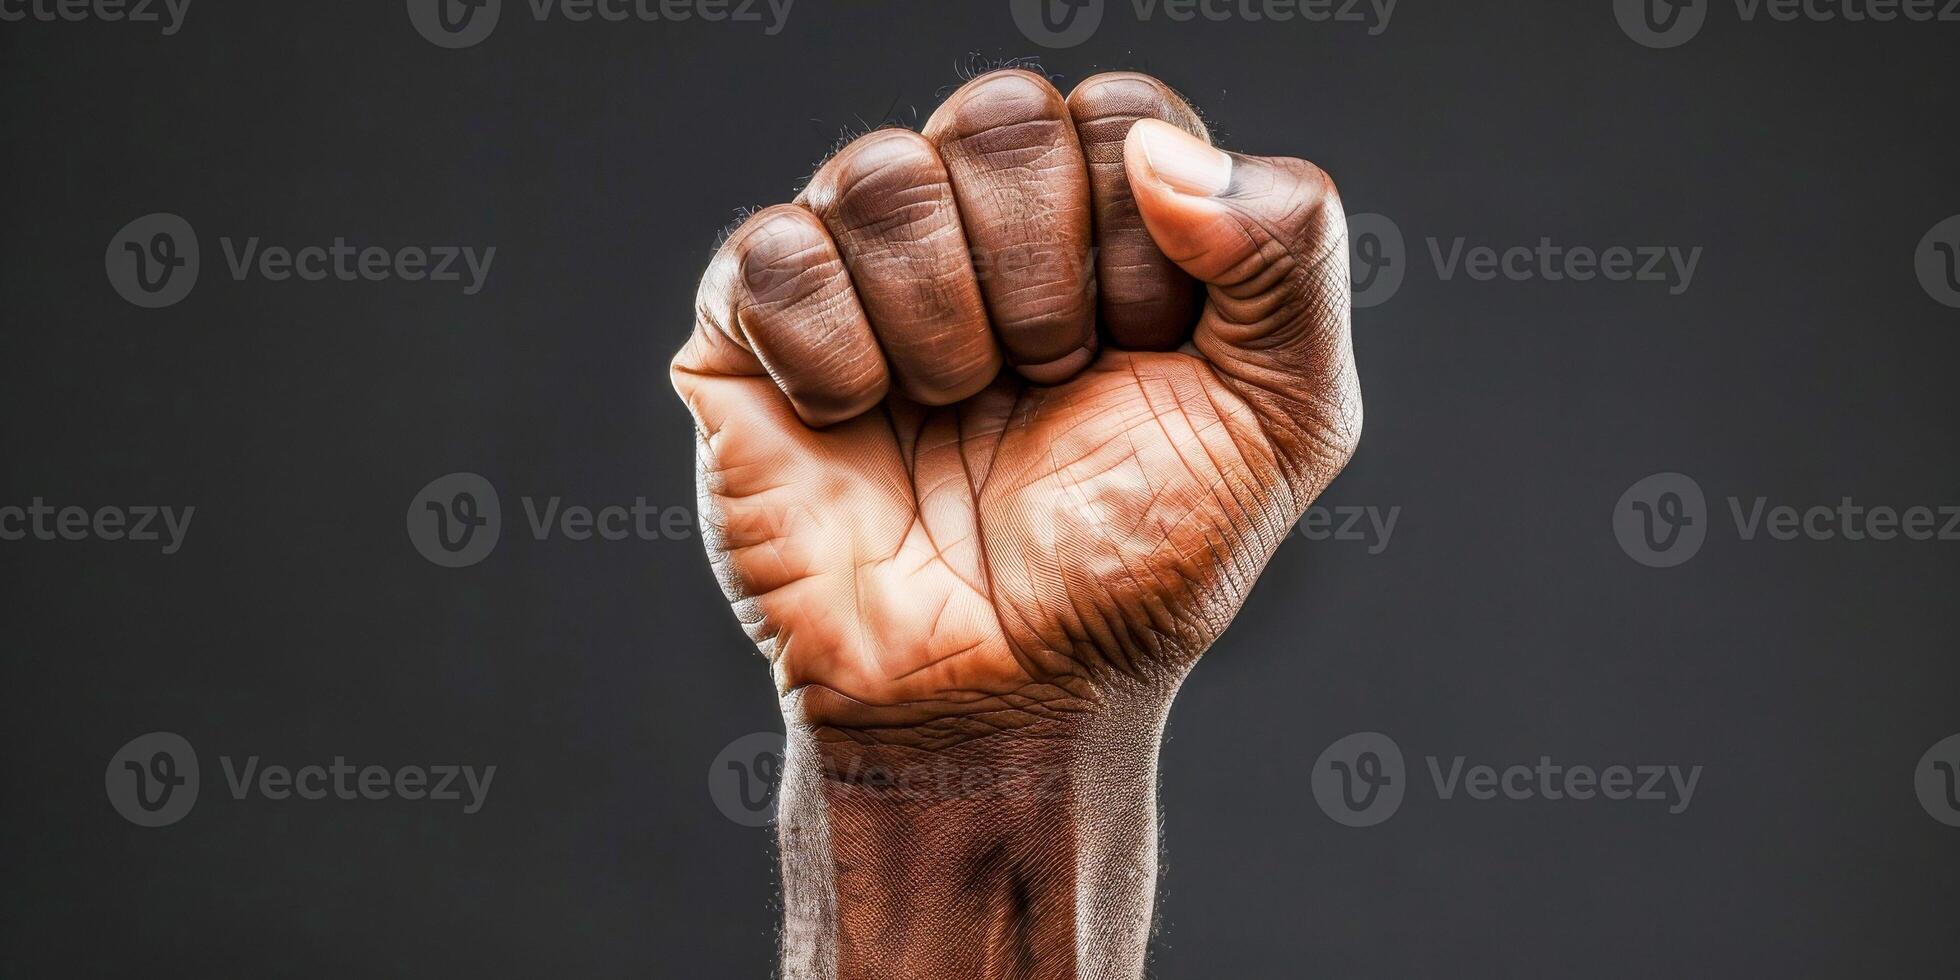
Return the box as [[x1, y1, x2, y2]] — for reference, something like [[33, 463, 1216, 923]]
[[700, 348, 1290, 735]]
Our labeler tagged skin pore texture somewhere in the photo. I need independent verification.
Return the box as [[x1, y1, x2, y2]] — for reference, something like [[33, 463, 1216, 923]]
[[672, 69, 1361, 979]]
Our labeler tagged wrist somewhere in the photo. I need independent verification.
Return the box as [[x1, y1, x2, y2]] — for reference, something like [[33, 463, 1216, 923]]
[[827, 735, 1083, 978], [774, 697, 1170, 980]]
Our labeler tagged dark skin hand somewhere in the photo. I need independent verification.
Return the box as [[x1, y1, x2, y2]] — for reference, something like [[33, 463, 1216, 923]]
[[673, 69, 1361, 979]]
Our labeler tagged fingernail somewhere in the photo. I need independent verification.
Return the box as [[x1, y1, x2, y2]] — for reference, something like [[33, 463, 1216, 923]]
[[1135, 119, 1231, 197]]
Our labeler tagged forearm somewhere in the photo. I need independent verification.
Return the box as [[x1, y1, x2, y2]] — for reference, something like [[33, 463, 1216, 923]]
[[774, 706, 1167, 980]]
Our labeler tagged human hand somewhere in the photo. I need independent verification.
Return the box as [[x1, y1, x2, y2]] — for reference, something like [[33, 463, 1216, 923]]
[[673, 68, 1360, 978]]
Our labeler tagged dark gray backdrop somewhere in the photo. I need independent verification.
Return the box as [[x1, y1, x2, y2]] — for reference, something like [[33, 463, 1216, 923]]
[[3, 1, 1957, 977]]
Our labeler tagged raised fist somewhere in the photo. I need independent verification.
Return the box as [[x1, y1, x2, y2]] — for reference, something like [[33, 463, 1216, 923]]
[[674, 68, 1361, 979], [674, 69, 1360, 745]]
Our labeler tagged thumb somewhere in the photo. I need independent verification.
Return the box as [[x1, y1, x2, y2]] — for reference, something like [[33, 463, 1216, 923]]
[[1124, 118, 1362, 482]]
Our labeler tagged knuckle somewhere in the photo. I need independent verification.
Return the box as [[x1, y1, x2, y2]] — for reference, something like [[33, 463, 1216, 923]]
[[830, 130, 944, 200], [734, 207, 839, 308], [937, 69, 1065, 123], [1066, 72, 1176, 127], [833, 174, 952, 245], [1068, 70, 1165, 102], [1068, 73, 1206, 161], [928, 70, 1073, 160]]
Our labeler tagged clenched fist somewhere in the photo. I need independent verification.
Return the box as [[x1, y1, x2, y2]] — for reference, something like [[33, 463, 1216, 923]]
[[672, 69, 1360, 979]]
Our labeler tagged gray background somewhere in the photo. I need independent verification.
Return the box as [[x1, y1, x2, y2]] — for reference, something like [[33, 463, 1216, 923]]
[[3, 1, 1957, 977]]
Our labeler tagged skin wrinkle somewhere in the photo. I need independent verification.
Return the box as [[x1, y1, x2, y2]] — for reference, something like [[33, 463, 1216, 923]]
[[1102, 517, 1160, 675], [1154, 371, 1264, 551], [810, 135, 998, 406], [671, 68, 1361, 979], [843, 195, 944, 243], [1051, 472, 1119, 671], [956, 400, 1053, 693], [928, 74, 1094, 370]]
